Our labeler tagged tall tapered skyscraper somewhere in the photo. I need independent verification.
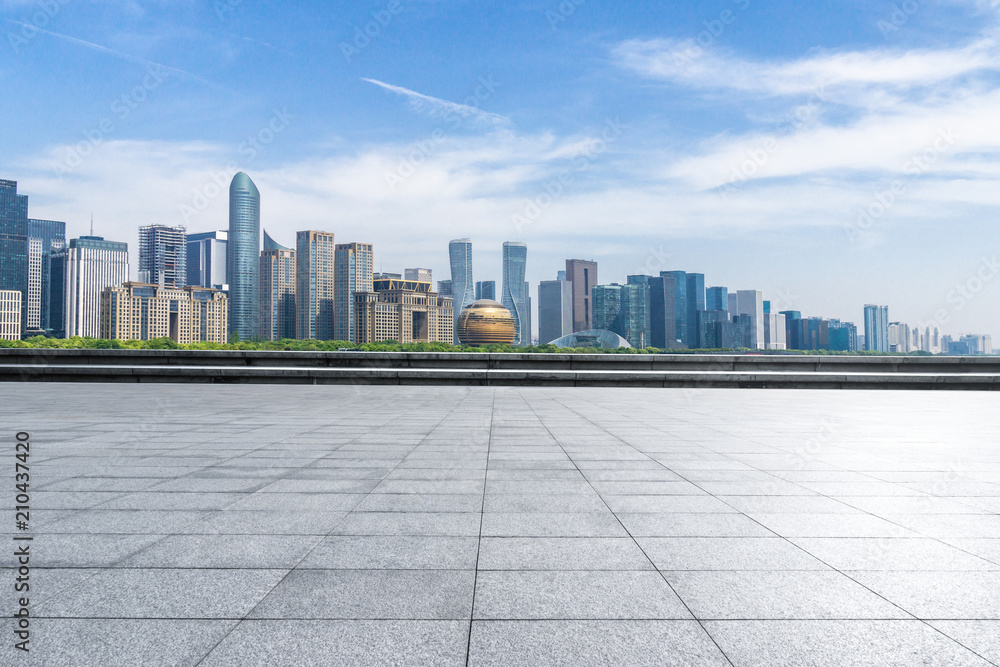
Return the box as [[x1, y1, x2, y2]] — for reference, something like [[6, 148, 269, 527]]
[[227, 172, 260, 341], [501, 242, 528, 346], [449, 238, 474, 343]]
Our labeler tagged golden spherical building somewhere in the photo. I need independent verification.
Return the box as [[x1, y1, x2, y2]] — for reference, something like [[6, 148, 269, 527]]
[[457, 300, 517, 346]]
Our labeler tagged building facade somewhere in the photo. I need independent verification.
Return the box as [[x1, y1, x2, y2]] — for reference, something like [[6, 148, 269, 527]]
[[65, 236, 129, 338], [501, 242, 528, 346], [187, 230, 228, 290], [735, 289, 765, 349], [227, 172, 260, 341], [0, 180, 29, 336], [354, 277, 454, 344], [0, 290, 21, 341], [259, 231, 296, 341], [565, 259, 597, 333], [296, 230, 336, 340], [864, 304, 890, 352], [685, 273, 705, 349], [449, 239, 474, 343], [538, 279, 572, 345], [706, 286, 728, 313], [334, 242, 374, 342], [138, 224, 187, 288], [101, 282, 227, 344], [404, 268, 432, 283], [26, 219, 66, 336], [764, 312, 787, 350], [592, 283, 651, 349], [476, 280, 496, 301]]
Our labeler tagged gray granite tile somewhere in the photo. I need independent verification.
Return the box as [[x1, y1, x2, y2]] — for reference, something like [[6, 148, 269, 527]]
[[481, 512, 627, 537], [478, 538, 653, 571], [638, 537, 829, 571], [299, 535, 479, 569], [930, 621, 1000, 664], [790, 538, 998, 571], [850, 571, 1000, 619], [250, 569, 475, 620], [468, 620, 730, 666], [474, 571, 691, 620], [118, 534, 324, 568], [617, 512, 774, 537]]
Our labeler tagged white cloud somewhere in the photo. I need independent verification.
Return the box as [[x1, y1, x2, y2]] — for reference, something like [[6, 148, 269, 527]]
[[362, 78, 511, 128]]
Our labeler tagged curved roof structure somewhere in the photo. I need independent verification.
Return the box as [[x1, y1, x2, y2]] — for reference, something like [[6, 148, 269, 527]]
[[263, 229, 291, 252], [549, 329, 632, 349]]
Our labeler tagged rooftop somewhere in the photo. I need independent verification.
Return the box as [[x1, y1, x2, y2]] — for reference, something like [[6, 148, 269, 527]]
[[5, 384, 1000, 665]]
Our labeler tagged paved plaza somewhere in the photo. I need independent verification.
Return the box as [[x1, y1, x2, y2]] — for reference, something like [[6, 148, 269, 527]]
[[4, 384, 1000, 666]]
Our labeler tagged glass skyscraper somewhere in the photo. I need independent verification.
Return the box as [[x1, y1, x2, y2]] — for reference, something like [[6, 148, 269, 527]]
[[0, 180, 29, 337], [476, 281, 496, 301], [449, 239, 474, 343], [187, 230, 228, 290], [27, 218, 66, 335], [227, 172, 260, 341], [685, 273, 705, 349], [706, 286, 728, 313], [501, 242, 528, 345], [864, 304, 890, 352], [660, 271, 687, 348]]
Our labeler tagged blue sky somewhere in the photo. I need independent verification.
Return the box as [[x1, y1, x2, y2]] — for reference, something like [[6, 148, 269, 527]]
[[2, 0, 999, 339]]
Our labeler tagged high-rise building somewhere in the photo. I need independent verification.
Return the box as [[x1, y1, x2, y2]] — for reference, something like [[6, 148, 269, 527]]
[[764, 313, 787, 350], [706, 286, 728, 313], [685, 273, 705, 348], [259, 230, 296, 341], [501, 242, 528, 345], [296, 230, 336, 341], [65, 236, 129, 338], [187, 231, 228, 290], [864, 305, 889, 352], [335, 242, 374, 342], [138, 224, 187, 288], [697, 310, 739, 349], [0, 290, 21, 341], [404, 268, 432, 283], [629, 274, 671, 349], [889, 322, 912, 353], [354, 276, 454, 344], [828, 319, 859, 352], [437, 280, 452, 297], [538, 278, 573, 345], [780, 311, 802, 350], [735, 290, 765, 349], [26, 219, 66, 335], [101, 283, 227, 344], [660, 271, 688, 348], [593, 283, 651, 349], [0, 179, 28, 336], [449, 239, 474, 343], [476, 280, 496, 301], [227, 172, 260, 341], [566, 259, 597, 333], [523, 280, 532, 345], [923, 326, 942, 354]]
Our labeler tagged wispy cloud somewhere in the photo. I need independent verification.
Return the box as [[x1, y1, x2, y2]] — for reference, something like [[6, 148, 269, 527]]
[[362, 77, 510, 127], [5, 20, 216, 87]]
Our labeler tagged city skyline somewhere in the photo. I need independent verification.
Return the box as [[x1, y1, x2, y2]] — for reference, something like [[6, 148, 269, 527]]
[[2, 1, 999, 339]]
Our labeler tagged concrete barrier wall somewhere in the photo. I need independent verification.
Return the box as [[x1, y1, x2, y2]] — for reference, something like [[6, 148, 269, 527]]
[[1, 349, 999, 389]]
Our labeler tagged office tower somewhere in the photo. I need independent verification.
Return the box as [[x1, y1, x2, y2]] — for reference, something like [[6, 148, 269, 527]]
[[733, 314, 754, 348], [697, 310, 739, 349], [296, 230, 336, 341], [864, 305, 889, 352], [437, 280, 453, 297], [685, 273, 705, 348], [960, 334, 992, 355], [227, 172, 260, 341], [829, 321, 859, 352], [502, 242, 528, 345], [375, 272, 402, 280], [565, 259, 598, 333], [593, 283, 650, 349], [101, 283, 227, 344], [405, 268, 432, 283], [889, 322, 913, 353], [796, 317, 831, 350], [763, 300, 771, 314], [728, 293, 738, 316], [138, 224, 187, 288], [735, 290, 765, 349], [449, 239, 474, 343], [764, 313, 787, 350], [538, 279, 573, 345], [187, 231, 228, 290], [923, 326, 942, 354], [335, 242, 374, 342], [629, 274, 669, 349], [659, 271, 688, 348], [354, 275, 454, 344], [556, 270, 567, 281], [0, 180, 29, 336], [706, 286, 728, 313], [0, 291, 21, 341], [476, 280, 496, 301], [259, 230, 296, 341], [780, 311, 803, 350], [65, 236, 129, 338], [26, 219, 66, 335]]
